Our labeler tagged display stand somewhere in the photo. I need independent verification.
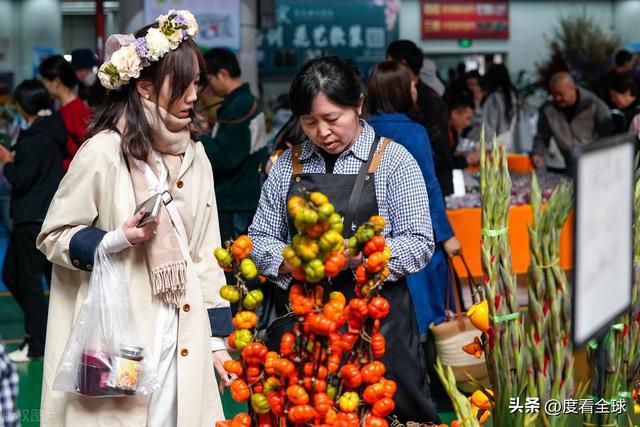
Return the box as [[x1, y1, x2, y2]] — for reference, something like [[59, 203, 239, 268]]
[[571, 133, 635, 425]]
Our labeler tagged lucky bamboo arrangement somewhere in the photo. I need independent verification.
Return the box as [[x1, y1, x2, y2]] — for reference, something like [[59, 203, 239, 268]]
[[525, 174, 575, 427]]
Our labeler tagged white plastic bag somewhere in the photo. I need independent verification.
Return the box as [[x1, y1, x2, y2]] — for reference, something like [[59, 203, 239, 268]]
[[53, 246, 159, 397]]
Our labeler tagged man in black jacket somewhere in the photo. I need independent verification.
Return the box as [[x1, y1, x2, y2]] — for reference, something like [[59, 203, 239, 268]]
[[386, 40, 466, 196], [0, 80, 65, 362]]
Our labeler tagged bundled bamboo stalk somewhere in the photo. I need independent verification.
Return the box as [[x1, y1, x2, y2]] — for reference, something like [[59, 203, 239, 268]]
[[525, 174, 574, 427], [478, 131, 527, 426]]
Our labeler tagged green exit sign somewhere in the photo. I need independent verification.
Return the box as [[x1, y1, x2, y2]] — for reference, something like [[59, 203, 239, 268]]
[[458, 38, 473, 48]]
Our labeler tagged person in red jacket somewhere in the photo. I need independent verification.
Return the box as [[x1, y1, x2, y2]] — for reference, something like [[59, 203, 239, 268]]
[[39, 55, 92, 171]]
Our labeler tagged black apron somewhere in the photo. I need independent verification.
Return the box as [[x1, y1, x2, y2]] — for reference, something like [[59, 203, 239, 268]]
[[264, 136, 440, 424]]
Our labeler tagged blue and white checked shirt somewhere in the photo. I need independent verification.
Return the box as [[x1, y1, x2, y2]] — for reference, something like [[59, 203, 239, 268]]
[[248, 120, 434, 289], [0, 341, 19, 427]]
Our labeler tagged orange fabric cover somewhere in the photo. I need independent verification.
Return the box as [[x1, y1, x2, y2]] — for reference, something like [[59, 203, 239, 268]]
[[447, 206, 573, 278]]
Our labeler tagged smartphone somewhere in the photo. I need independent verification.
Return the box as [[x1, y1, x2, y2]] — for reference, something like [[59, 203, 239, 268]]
[[134, 193, 162, 227]]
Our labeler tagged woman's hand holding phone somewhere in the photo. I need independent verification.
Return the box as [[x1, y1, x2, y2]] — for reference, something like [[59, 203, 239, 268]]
[[122, 210, 158, 244]]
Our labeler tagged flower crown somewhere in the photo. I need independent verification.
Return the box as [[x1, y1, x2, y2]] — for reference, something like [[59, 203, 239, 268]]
[[98, 10, 199, 90]]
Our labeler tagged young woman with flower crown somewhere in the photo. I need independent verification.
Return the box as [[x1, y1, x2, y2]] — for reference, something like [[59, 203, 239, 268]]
[[36, 11, 233, 426]]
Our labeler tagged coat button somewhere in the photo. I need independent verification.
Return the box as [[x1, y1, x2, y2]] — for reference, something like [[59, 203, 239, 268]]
[[176, 180, 184, 189], [180, 348, 189, 357], [183, 304, 190, 312], [86, 264, 93, 271], [72, 259, 80, 267]]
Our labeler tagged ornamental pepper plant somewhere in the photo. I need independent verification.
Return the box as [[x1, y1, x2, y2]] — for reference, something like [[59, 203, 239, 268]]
[[214, 191, 396, 426]]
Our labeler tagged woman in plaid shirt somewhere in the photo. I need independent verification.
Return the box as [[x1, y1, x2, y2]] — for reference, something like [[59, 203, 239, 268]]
[[248, 56, 440, 424]]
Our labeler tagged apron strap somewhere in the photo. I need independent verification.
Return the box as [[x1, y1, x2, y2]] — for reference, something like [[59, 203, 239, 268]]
[[343, 135, 384, 235], [291, 144, 303, 175], [368, 137, 392, 173]]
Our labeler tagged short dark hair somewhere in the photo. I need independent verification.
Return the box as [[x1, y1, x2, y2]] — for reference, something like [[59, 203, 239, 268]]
[[465, 70, 481, 81], [608, 72, 637, 96], [367, 61, 415, 115], [446, 90, 475, 113], [386, 40, 423, 76], [13, 79, 51, 116], [38, 55, 78, 89], [615, 50, 633, 67], [289, 55, 362, 117], [203, 48, 241, 78]]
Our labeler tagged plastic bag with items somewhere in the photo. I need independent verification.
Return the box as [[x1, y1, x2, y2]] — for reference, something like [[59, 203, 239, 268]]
[[53, 246, 159, 397]]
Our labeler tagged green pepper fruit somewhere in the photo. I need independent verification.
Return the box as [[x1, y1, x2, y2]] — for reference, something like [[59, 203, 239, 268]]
[[327, 384, 337, 399], [219, 285, 240, 303], [213, 248, 233, 267], [328, 213, 344, 234], [234, 329, 253, 350], [304, 258, 325, 283], [240, 258, 258, 280], [317, 203, 335, 221], [356, 227, 374, 244], [243, 289, 264, 309], [293, 236, 319, 262], [251, 393, 271, 414], [347, 236, 360, 256], [282, 245, 303, 268]]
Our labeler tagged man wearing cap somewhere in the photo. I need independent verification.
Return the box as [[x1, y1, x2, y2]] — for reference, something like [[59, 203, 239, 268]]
[[71, 48, 106, 108]]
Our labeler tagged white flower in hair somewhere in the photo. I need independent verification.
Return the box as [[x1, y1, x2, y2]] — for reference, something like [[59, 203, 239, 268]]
[[145, 27, 171, 61], [110, 44, 142, 81], [177, 10, 198, 37], [98, 62, 117, 90]]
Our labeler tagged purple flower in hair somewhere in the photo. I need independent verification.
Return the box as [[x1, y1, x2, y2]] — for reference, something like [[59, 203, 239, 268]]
[[133, 37, 148, 58], [175, 14, 186, 26], [181, 29, 188, 40]]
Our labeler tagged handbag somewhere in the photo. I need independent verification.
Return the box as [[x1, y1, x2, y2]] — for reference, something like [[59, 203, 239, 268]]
[[429, 254, 489, 391]]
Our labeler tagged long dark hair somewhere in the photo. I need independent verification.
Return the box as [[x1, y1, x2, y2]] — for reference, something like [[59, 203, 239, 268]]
[[289, 56, 363, 117], [86, 24, 206, 160], [484, 63, 516, 120], [367, 61, 417, 118]]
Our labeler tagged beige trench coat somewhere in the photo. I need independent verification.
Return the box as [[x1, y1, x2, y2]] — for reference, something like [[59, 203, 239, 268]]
[[37, 131, 229, 426]]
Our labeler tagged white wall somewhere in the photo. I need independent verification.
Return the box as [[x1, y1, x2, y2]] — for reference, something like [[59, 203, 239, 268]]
[[614, 0, 640, 46], [16, 0, 63, 82], [0, 0, 62, 85], [0, 0, 14, 75], [400, 0, 624, 74]]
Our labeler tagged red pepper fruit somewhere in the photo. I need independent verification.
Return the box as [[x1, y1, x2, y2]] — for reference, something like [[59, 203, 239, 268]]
[[368, 297, 390, 319]]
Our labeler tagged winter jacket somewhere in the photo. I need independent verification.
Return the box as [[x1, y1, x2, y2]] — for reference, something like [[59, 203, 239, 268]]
[[533, 86, 613, 168], [611, 97, 640, 134], [201, 83, 267, 213], [415, 80, 454, 196], [369, 112, 453, 243], [369, 112, 454, 334], [4, 113, 65, 224]]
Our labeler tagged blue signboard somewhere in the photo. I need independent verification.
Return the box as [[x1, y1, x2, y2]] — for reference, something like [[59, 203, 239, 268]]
[[258, 0, 400, 76]]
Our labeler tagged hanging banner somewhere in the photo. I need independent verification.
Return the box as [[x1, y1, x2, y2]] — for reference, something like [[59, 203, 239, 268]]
[[258, 0, 400, 76], [421, 0, 509, 40], [144, 0, 241, 50]]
